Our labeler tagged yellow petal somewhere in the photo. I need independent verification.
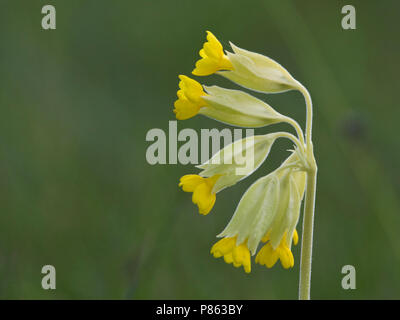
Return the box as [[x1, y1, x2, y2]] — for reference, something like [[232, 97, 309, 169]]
[[192, 31, 233, 76], [257, 232, 296, 269], [205, 31, 223, 56], [199, 48, 207, 58], [223, 252, 234, 264], [179, 174, 204, 192], [179, 174, 220, 215], [293, 229, 299, 246], [192, 182, 216, 215], [178, 75, 206, 104], [173, 98, 200, 120], [232, 243, 251, 273], [255, 243, 279, 268], [278, 246, 294, 269], [203, 42, 221, 60], [210, 237, 236, 258], [192, 59, 219, 76], [174, 75, 207, 120], [211, 237, 251, 273]]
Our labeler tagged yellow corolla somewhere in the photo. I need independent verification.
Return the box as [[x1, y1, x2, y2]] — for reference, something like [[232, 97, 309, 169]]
[[255, 231, 298, 269], [210, 237, 251, 273], [192, 31, 233, 76], [178, 174, 220, 215], [173, 75, 207, 120]]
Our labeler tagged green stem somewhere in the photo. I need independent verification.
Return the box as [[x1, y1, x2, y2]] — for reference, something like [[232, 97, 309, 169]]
[[274, 131, 304, 155], [297, 83, 313, 150], [282, 116, 305, 148], [299, 157, 317, 300], [295, 82, 317, 299]]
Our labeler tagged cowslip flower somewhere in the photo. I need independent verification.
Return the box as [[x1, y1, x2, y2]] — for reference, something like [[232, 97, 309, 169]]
[[173, 31, 318, 300], [174, 75, 300, 130], [192, 31, 300, 94], [179, 133, 283, 215], [214, 153, 306, 271]]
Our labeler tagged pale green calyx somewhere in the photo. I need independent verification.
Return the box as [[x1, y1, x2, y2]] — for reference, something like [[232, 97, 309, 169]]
[[217, 152, 306, 255], [197, 133, 282, 193], [199, 85, 286, 128], [219, 43, 300, 94]]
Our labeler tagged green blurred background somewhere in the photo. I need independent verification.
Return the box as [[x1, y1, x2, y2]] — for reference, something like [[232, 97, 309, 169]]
[[0, 0, 399, 299]]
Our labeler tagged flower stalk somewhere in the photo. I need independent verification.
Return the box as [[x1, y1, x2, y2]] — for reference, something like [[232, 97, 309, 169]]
[[299, 148, 317, 300], [297, 86, 317, 300]]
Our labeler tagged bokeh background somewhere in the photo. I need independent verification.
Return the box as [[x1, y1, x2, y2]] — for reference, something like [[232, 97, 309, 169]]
[[0, 0, 399, 299]]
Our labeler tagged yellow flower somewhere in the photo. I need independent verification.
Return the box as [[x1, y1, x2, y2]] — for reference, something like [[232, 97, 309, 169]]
[[213, 151, 306, 273], [255, 231, 298, 269], [174, 76, 288, 127], [210, 237, 251, 273], [179, 174, 220, 215], [179, 134, 282, 217], [192, 31, 233, 76], [173, 75, 207, 120]]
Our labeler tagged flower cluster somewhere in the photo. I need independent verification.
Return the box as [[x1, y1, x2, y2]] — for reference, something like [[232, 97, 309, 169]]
[[174, 31, 313, 273]]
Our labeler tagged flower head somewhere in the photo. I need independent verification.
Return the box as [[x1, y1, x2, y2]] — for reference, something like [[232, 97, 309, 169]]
[[172, 31, 317, 283], [192, 31, 233, 76]]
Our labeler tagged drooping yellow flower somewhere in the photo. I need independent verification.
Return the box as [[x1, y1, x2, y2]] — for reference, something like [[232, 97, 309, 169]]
[[255, 231, 298, 269], [173, 75, 207, 120], [213, 151, 306, 273], [179, 134, 282, 217], [210, 237, 251, 273], [174, 75, 289, 127], [192, 31, 233, 76], [179, 174, 220, 215]]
